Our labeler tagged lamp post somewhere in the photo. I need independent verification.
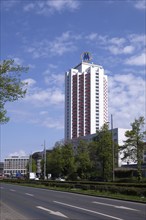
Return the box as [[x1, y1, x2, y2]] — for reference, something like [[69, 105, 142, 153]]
[[111, 114, 115, 182]]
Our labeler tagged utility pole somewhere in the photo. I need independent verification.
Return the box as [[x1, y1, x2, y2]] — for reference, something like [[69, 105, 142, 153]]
[[43, 140, 46, 180], [111, 114, 115, 182]]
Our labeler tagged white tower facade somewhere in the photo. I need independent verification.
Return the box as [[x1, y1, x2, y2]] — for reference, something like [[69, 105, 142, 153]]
[[65, 61, 108, 140]]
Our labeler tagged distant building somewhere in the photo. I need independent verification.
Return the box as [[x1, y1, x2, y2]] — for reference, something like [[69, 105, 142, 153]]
[[4, 156, 29, 177], [111, 128, 130, 167], [65, 59, 108, 140]]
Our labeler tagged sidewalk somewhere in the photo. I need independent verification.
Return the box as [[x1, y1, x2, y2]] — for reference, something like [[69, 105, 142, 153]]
[[0, 201, 27, 220]]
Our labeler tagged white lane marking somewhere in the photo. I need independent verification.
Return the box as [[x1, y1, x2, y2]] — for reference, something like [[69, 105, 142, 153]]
[[36, 206, 68, 218], [0, 187, 4, 189], [54, 201, 124, 220], [93, 201, 139, 212], [25, 193, 34, 197], [10, 189, 16, 192]]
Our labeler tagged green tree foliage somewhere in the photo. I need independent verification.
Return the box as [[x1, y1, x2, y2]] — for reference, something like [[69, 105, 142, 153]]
[[122, 116, 146, 181], [45, 143, 77, 180], [0, 59, 28, 123], [43, 125, 120, 181], [88, 141, 101, 178], [46, 146, 63, 178], [61, 143, 76, 179], [75, 140, 91, 180], [95, 123, 114, 180]]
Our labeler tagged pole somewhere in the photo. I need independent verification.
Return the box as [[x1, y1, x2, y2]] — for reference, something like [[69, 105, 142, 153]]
[[43, 140, 46, 180], [111, 114, 115, 182]]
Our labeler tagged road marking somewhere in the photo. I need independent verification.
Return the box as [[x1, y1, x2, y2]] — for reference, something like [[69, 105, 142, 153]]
[[93, 201, 139, 211], [0, 187, 4, 189], [25, 193, 34, 197], [54, 201, 124, 220], [36, 206, 68, 218], [10, 189, 16, 192]]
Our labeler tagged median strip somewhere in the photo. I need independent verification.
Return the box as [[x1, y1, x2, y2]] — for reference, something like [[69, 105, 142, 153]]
[[54, 201, 124, 220]]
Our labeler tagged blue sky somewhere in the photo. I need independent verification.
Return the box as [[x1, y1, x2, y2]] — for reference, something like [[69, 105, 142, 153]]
[[1, 0, 146, 161]]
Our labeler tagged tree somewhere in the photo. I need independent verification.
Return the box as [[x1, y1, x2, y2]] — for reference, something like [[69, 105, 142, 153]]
[[95, 123, 114, 181], [75, 140, 91, 180], [46, 146, 63, 178], [88, 140, 101, 178], [61, 143, 76, 180], [122, 116, 146, 181], [0, 59, 28, 123]]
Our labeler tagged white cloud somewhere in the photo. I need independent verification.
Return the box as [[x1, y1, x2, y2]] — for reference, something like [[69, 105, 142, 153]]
[[23, 0, 80, 15], [108, 73, 145, 128], [108, 45, 134, 55], [25, 31, 79, 58], [134, 0, 146, 10], [25, 88, 64, 106], [25, 32, 144, 60], [125, 52, 146, 66], [129, 34, 146, 44], [85, 33, 98, 41], [41, 116, 64, 129], [109, 37, 126, 46], [23, 3, 34, 11], [47, 0, 80, 12], [29, 115, 64, 130], [12, 57, 23, 65], [23, 78, 36, 87], [85, 33, 144, 58], [9, 150, 27, 157], [44, 73, 64, 88], [28, 64, 35, 69], [123, 46, 135, 54], [39, 111, 48, 115], [7, 103, 64, 130], [49, 31, 78, 55], [50, 39, 77, 56], [10, 72, 64, 109]]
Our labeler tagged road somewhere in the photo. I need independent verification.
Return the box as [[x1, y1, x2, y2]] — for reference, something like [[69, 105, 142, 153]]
[[0, 183, 146, 220]]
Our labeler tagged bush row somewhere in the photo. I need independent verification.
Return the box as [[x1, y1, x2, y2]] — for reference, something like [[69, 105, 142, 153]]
[[2, 179, 146, 197]]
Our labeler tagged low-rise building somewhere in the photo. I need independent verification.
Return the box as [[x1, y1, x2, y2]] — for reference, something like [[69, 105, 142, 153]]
[[4, 155, 29, 177]]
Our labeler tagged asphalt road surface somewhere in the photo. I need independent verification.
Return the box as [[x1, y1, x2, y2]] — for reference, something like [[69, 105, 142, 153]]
[[0, 183, 146, 220]]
